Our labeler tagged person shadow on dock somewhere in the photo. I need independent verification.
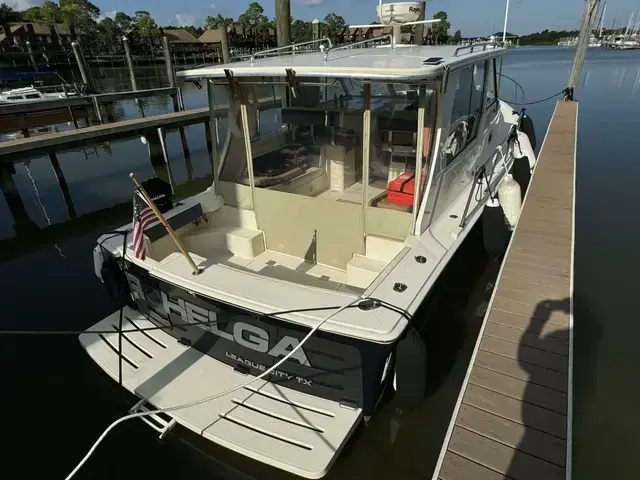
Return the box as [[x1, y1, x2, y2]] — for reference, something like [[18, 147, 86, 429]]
[[506, 297, 571, 480]]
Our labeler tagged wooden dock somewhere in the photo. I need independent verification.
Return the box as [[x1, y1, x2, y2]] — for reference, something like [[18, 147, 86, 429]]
[[431, 100, 577, 480]]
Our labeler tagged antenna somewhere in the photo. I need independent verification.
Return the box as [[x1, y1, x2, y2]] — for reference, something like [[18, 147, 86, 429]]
[[350, 1, 441, 46]]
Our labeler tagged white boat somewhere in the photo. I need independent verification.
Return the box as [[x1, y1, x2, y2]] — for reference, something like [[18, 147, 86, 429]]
[[0, 85, 78, 104], [78, 3, 537, 478]]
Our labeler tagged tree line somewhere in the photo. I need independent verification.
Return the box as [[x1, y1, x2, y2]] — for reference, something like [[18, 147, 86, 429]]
[[0, 1, 463, 52]]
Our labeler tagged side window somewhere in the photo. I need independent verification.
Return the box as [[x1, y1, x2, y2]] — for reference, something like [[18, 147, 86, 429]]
[[445, 63, 486, 165], [25, 93, 41, 99]]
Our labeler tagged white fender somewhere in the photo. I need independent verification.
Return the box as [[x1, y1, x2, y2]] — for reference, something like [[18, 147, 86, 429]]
[[498, 173, 522, 228], [514, 130, 536, 170]]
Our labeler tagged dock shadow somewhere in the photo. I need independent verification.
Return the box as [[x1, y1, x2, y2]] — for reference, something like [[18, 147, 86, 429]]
[[506, 297, 574, 479]]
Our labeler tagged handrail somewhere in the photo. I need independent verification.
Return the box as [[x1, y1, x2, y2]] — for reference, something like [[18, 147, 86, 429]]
[[452, 42, 498, 57], [324, 34, 393, 62], [498, 73, 526, 107], [250, 38, 333, 65]]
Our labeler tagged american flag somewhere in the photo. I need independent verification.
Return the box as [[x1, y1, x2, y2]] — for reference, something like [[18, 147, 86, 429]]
[[132, 188, 157, 259]]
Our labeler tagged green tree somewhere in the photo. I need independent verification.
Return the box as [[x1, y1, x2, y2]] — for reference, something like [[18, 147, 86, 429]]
[[237, 2, 268, 29], [182, 25, 203, 38], [452, 29, 462, 43], [432, 11, 450, 44], [23, 1, 63, 25], [205, 14, 233, 29], [96, 17, 122, 53], [291, 19, 311, 43], [0, 3, 22, 22], [238, 2, 269, 46], [59, 0, 100, 36], [23, 6, 43, 22], [134, 10, 158, 49], [114, 11, 133, 31], [323, 13, 345, 42]]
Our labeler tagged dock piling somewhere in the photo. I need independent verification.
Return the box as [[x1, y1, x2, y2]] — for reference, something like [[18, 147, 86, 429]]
[[178, 127, 190, 159], [72, 42, 95, 93], [92, 97, 103, 124], [276, 0, 291, 48], [48, 152, 77, 219], [204, 121, 213, 154], [220, 27, 230, 64], [26, 41, 38, 72], [162, 37, 175, 89], [122, 36, 138, 91], [156, 127, 176, 194], [67, 106, 79, 129]]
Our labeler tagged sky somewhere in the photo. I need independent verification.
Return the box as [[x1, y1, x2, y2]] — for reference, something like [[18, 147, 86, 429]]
[[5, 0, 640, 37]]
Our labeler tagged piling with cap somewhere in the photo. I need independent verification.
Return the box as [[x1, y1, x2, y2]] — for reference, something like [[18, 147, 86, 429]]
[[122, 36, 138, 91]]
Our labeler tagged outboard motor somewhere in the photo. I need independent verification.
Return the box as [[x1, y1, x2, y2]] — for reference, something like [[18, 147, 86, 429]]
[[141, 177, 173, 213]]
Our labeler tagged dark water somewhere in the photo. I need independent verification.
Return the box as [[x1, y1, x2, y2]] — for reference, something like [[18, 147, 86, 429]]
[[0, 47, 638, 479]]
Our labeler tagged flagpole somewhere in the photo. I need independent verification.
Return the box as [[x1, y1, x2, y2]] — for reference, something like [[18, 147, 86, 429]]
[[129, 173, 202, 276]]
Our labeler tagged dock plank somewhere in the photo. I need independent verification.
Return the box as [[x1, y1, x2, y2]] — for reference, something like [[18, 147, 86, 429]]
[[488, 310, 569, 342], [474, 350, 568, 393], [432, 101, 576, 480], [469, 367, 567, 414], [480, 336, 569, 373], [491, 297, 570, 326], [448, 427, 565, 480], [486, 321, 568, 355], [439, 452, 504, 480], [457, 404, 566, 467], [464, 384, 567, 439]]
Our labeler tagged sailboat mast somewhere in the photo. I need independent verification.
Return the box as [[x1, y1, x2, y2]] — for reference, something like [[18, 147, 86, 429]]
[[599, 3, 607, 37], [624, 12, 634, 38], [633, 12, 640, 36]]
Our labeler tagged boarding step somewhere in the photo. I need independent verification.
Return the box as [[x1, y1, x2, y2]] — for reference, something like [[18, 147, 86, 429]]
[[129, 398, 177, 439], [346, 254, 387, 289], [365, 235, 406, 263], [182, 225, 265, 259]]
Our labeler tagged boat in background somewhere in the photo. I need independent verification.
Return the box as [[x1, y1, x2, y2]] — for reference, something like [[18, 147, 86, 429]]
[[0, 85, 80, 104]]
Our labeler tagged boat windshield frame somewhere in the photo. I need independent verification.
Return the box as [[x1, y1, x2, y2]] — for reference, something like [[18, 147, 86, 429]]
[[206, 73, 440, 238]]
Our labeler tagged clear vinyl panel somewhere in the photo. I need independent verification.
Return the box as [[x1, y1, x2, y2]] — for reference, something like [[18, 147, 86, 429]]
[[243, 77, 366, 270], [365, 82, 437, 240], [210, 80, 270, 209]]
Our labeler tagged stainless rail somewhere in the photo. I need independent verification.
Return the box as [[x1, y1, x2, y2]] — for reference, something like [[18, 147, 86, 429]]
[[250, 38, 333, 65], [452, 42, 498, 57], [324, 34, 393, 62], [458, 110, 525, 228], [498, 73, 527, 107]]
